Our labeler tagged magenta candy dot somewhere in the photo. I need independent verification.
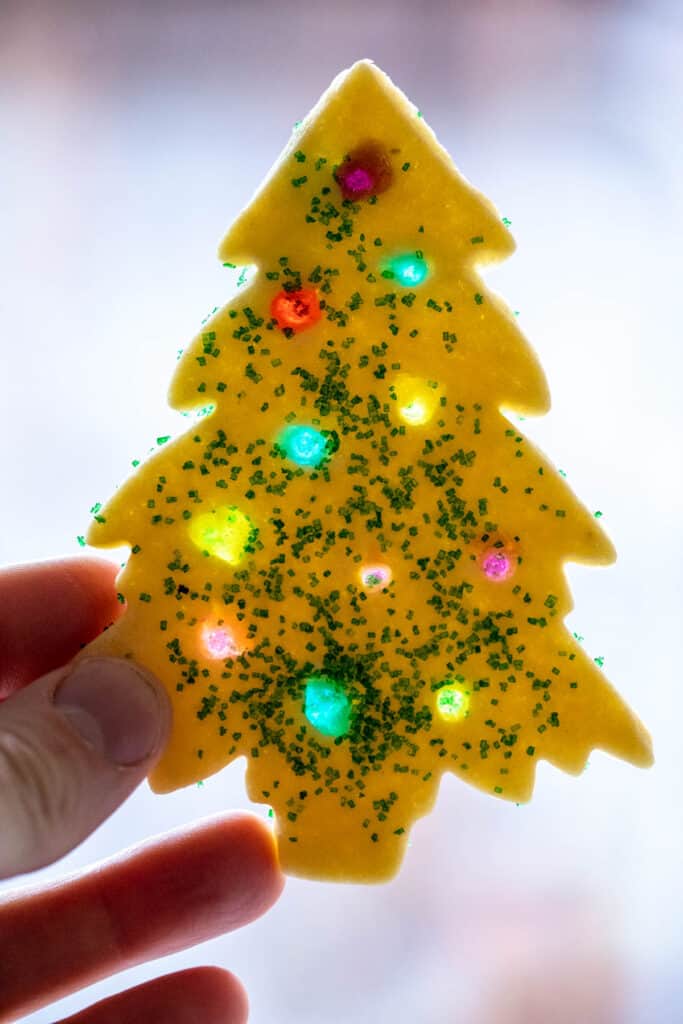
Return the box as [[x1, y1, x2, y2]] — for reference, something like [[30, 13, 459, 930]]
[[342, 167, 374, 194], [482, 550, 512, 580]]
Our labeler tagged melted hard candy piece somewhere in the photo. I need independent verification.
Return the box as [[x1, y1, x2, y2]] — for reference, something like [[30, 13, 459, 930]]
[[335, 139, 393, 200]]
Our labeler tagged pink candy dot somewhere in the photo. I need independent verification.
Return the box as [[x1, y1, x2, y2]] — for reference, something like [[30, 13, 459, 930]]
[[482, 549, 513, 580], [360, 564, 392, 589], [203, 626, 241, 659], [342, 167, 374, 194]]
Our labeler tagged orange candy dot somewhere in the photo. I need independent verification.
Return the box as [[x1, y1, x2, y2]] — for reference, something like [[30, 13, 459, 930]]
[[271, 288, 321, 332]]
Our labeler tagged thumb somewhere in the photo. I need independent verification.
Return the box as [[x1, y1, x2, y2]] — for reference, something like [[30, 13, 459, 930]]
[[0, 657, 172, 880]]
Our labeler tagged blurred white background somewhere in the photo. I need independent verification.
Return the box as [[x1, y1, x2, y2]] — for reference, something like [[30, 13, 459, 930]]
[[1, 1, 681, 1021]]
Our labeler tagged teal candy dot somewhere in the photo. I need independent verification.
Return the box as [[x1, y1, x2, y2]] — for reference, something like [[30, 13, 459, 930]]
[[304, 676, 351, 737], [386, 253, 428, 286], [280, 425, 328, 466]]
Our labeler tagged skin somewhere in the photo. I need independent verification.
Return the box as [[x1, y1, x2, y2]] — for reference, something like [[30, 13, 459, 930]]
[[0, 557, 285, 1023]]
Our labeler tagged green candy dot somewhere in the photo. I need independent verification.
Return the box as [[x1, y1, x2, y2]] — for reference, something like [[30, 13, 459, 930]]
[[304, 676, 352, 737]]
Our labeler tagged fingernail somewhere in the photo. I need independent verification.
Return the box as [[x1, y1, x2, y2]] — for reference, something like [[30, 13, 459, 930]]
[[54, 658, 164, 766]]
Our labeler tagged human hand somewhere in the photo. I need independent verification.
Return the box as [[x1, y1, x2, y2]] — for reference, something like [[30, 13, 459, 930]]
[[0, 557, 284, 1023]]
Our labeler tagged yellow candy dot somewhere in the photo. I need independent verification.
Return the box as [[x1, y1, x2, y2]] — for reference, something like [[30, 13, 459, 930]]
[[188, 505, 254, 564], [392, 374, 440, 426]]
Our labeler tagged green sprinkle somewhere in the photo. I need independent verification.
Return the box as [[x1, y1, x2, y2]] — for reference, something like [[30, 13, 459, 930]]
[[401, 162, 411, 171], [474, 293, 484, 305], [470, 235, 484, 245], [594, 510, 603, 518], [291, 176, 308, 187], [156, 435, 170, 446], [294, 150, 306, 163], [76, 535, 86, 547]]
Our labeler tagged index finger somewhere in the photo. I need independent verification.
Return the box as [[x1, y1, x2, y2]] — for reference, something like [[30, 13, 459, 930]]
[[0, 557, 123, 699], [0, 812, 284, 1021]]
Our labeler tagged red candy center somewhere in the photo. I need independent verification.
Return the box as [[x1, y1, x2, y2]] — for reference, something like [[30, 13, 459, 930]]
[[271, 288, 322, 332]]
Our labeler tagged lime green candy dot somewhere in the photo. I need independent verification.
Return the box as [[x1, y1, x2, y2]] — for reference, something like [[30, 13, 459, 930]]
[[436, 684, 470, 721]]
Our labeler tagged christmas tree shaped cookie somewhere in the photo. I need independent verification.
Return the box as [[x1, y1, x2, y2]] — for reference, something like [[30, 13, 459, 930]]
[[80, 60, 653, 883]]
